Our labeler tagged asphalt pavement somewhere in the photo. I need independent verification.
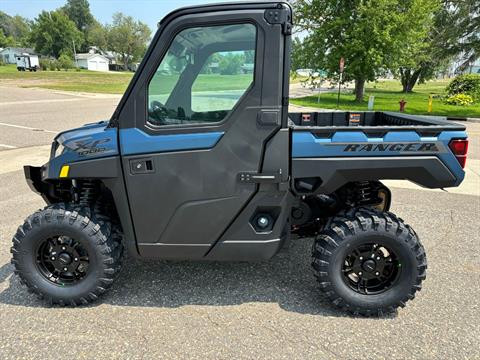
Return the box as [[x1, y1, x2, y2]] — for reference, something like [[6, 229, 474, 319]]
[[0, 87, 479, 359]]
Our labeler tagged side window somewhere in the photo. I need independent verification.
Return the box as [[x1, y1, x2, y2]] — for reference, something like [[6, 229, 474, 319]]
[[191, 50, 255, 113], [147, 24, 256, 127]]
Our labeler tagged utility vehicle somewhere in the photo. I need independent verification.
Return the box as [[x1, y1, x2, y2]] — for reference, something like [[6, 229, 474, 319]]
[[11, 1, 469, 315]]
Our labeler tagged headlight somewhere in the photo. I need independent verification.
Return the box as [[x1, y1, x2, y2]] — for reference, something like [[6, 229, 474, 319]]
[[54, 143, 66, 158]]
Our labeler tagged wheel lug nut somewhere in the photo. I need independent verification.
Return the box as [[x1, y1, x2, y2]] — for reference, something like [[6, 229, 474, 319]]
[[74, 258, 78, 261], [376, 257, 380, 260], [375, 271, 380, 276], [359, 257, 363, 260], [62, 247, 66, 250], [51, 257, 55, 261], [63, 267, 68, 271], [358, 272, 362, 276]]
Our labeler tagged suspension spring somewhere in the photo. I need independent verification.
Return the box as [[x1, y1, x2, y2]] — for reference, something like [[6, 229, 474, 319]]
[[356, 181, 374, 205], [78, 181, 98, 206]]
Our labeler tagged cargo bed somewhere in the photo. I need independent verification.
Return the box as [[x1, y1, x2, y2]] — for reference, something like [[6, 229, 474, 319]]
[[289, 111, 465, 135], [289, 111, 468, 194]]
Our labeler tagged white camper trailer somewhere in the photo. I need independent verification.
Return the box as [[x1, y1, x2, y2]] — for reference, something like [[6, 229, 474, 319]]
[[16, 54, 39, 71]]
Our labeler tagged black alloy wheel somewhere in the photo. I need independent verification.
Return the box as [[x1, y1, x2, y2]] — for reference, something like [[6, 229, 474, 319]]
[[342, 243, 400, 295], [36, 235, 90, 286]]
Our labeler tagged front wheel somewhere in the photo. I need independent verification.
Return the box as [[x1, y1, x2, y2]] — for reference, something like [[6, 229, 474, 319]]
[[312, 208, 426, 316], [11, 203, 123, 306]]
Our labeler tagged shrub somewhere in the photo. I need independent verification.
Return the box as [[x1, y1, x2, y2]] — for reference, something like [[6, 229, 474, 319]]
[[58, 54, 74, 71], [444, 93, 474, 106], [48, 59, 58, 71], [39, 58, 51, 70], [0, 57, 4, 66], [446, 74, 480, 101]]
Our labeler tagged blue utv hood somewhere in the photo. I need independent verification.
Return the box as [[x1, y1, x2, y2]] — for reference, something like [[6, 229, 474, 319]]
[[54, 121, 119, 162], [44, 121, 119, 179]]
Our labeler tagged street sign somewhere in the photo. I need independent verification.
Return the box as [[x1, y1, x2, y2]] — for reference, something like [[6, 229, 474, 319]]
[[368, 96, 375, 110], [337, 57, 345, 108]]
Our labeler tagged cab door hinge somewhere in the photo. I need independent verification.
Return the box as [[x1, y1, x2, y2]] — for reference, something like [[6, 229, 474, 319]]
[[264, 6, 292, 35]]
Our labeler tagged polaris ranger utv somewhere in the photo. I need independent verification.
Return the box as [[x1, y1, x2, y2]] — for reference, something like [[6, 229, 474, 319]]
[[11, 1, 469, 315]]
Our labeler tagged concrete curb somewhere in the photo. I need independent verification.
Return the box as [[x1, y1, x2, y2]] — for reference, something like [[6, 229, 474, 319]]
[[466, 117, 480, 123]]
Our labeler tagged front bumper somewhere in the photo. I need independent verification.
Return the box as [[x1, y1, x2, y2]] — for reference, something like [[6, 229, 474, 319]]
[[24, 165, 53, 204]]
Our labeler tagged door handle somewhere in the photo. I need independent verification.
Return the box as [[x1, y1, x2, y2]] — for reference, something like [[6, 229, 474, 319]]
[[238, 171, 282, 183], [130, 159, 154, 174]]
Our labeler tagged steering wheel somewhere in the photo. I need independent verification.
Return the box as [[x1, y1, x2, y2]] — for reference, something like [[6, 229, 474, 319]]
[[149, 100, 169, 125]]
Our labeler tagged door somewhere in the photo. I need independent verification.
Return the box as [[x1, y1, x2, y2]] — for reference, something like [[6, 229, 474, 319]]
[[118, 3, 291, 259]]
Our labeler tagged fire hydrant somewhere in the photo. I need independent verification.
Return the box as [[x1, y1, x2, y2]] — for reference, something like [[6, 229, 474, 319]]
[[399, 99, 407, 112]]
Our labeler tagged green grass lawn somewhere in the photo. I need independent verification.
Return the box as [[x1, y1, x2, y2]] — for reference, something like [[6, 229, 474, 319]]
[[0, 64, 133, 93], [290, 80, 480, 118], [149, 73, 253, 95], [0, 64, 253, 94]]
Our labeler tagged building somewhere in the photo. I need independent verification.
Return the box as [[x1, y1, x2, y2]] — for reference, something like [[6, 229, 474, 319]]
[[241, 63, 254, 74], [456, 59, 480, 75], [75, 53, 109, 72], [0, 47, 35, 64]]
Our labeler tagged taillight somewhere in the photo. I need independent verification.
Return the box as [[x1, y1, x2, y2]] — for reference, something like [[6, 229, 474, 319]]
[[449, 139, 469, 168]]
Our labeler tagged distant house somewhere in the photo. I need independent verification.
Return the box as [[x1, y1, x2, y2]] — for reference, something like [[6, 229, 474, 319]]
[[241, 63, 254, 74], [75, 53, 109, 72], [0, 47, 36, 64], [208, 62, 220, 73], [86, 47, 127, 71], [455, 58, 480, 75]]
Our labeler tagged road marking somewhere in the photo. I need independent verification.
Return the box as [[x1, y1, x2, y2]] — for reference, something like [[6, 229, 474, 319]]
[[0, 122, 58, 134], [0, 144, 17, 149], [0, 98, 84, 106]]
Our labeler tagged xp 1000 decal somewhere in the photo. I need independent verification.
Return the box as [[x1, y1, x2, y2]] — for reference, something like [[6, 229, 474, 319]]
[[72, 138, 112, 157]]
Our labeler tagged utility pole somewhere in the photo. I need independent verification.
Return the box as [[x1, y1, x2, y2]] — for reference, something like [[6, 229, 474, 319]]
[[73, 39, 78, 68], [337, 57, 344, 108]]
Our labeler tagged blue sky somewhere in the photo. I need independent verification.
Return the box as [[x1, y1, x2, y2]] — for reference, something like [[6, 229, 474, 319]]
[[0, 0, 231, 32]]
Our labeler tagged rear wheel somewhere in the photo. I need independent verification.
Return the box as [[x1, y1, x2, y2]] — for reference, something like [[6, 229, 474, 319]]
[[11, 203, 123, 306], [312, 207, 426, 316]]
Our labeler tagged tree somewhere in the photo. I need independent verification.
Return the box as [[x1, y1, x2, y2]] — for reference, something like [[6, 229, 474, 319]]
[[219, 53, 244, 75], [108, 13, 151, 70], [434, 0, 480, 65], [0, 11, 31, 47], [293, 0, 434, 101], [62, 0, 95, 30], [62, 0, 95, 51], [87, 21, 108, 51], [0, 28, 16, 48], [29, 10, 83, 58], [393, 0, 480, 92], [290, 37, 304, 72], [387, 0, 441, 92]]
